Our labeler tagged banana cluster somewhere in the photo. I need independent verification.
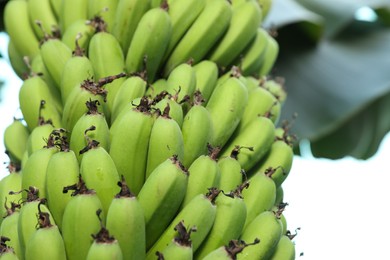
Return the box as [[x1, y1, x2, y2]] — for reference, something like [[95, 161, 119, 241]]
[[1, 0, 298, 259]]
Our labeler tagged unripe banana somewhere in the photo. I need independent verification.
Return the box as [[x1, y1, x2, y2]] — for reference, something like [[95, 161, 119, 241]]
[[238, 210, 284, 260], [156, 222, 195, 260], [70, 100, 110, 163], [60, 41, 95, 105], [206, 75, 248, 148], [17, 188, 55, 260], [258, 0, 273, 19], [0, 164, 22, 228], [4, 0, 40, 60], [7, 40, 29, 79], [235, 27, 269, 76], [0, 203, 21, 259], [165, 62, 196, 104], [111, 75, 147, 124], [19, 77, 63, 131], [106, 177, 146, 260], [208, 0, 262, 69], [202, 239, 260, 260], [21, 132, 60, 201], [269, 234, 296, 260], [40, 35, 73, 89], [49, 0, 61, 18], [45, 131, 79, 230], [220, 115, 275, 172], [109, 97, 155, 195], [263, 77, 288, 105], [259, 32, 279, 77], [0, 236, 19, 260], [112, 0, 151, 56], [241, 169, 276, 230], [153, 94, 184, 128], [217, 147, 245, 193], [26, 117, 54, 157], [275, 186, 284, 206], [87, 0, 118, 32], [181, 91, 213, 168], [61, 19, 97, 52], [138, 156, 188, 250], [145, 78, 168, 98], [163, 0, 232, 76], [146, 188, 220, 259], [125, 5, 172, 83], [195, 188, 248, 259], [79, 134, 120, 216], [86, 209, 123, 260], [61, 176, 105, 260], [28, 0, 59, 40], [181, 145, 220, 208], [145, 104, 184, 180], [88, 28, 126, 119], [25, 205, 66, 260], [62, 73, 125, 131], [192, 60, 219, 105], [3, 119, 29, 164], [60, 0, 88, 32]]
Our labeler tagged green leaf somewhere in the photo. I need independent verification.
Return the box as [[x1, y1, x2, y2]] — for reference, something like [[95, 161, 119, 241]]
[[265, 0, 390, 159]]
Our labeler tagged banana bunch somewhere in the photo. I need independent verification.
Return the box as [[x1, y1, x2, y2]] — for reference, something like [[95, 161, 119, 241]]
[[1, 0, 300, 259]]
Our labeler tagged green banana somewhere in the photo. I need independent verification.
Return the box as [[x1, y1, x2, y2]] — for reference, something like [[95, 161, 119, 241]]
[[0, 163, 22, 228], [220, 115, 275, 172], [26, 116, 54, 157], [181, 145, 220, 208], [49, 0, 61, 19], [145, 104, 184, 180], [21, 132, 60, 201], [19, 77, 63, 131], [195, 188, 248, 259], [238, 210, 283, 260], [201, 239, 260, 260], [45, 131, 79, 230], [263, 77, 288, 105], [269, 234, 296, 260], [259, 32, 279, 77], [164, 62, 196, 104], [88, 28, 126, 119], [138, 156, 188, 250], [86, 210, 123, 260], [60, 40, 95, 105], [4, 0, 40, 60], [192, 60, 219, 106], [258, 0, 273, 19], [7, 40, 29, 79], [106, 177, 146, 260], [111, 75, 147, 124], [3, 119, 29, 164], [236, 27, 270, 76], [156, 222, 195, 260], [146, 188, 220, 259], [241, 170, 276, 230], [87, 0, 118, 32], [181, 91, 213, 168], [0, 236, 19, 260], [162, 0, 207, 64], [40, 35, 73, 89], [62, 73, 125, 131], [60, 0, 89, 32], [109, 97, 155, 195], [112, 0, 151, 56], [206, 75, 248, 148], [163, 0, 232, 76], [70, 100, 110, 163], [17, 188, 55, 260], [61, 19, 97, 52], [28, 0, 59, 40], [145, 78, 167, 98], [275, 186, 284, 206], [24, 204, 66, 260], [79, 132, 120, 216], [217, 147, 245, 192], [125, 5, 172, 83], [61, 176, 105, 260], [208, 0, 262, 69], [0, 203, 21, 259], [153, 94, 184, 128]]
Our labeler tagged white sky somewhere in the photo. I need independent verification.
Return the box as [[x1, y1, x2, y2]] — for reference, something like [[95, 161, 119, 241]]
[[1, 31, 390, 259]]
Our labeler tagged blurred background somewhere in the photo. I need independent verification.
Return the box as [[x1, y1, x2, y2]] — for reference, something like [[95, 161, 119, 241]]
[[2, 0, 390, 258]]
